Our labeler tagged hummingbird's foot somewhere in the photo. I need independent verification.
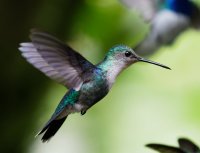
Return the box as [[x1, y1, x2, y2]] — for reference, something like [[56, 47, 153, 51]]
[[81, 110, 86, 115]]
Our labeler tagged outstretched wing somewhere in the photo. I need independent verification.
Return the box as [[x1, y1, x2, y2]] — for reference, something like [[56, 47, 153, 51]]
[[178, 138, 200, 153], [120, 0, 162, 21], [146, 144, 185, 153], [19, 29, 95, 89]]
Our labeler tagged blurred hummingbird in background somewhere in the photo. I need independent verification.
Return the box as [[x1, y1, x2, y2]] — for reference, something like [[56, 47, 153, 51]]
[[146, 137, 200, 153], [19, 29, 170, 142], [120, 0, 200, 56]]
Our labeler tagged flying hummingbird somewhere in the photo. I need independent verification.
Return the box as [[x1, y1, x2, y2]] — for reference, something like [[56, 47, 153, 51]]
[[146, 137, 200, 153], [19, 29, 170, 142], [120, 0, 200, 56]]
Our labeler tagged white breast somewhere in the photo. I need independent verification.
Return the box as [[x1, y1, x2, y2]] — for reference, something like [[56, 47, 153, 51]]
[[136, 10, 190, 55], [106, 61, 127, 89], [153, 10, 190, 44]]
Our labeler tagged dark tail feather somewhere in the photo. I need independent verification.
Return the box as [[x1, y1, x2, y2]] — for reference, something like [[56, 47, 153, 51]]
[[37, 117, 67, 142]]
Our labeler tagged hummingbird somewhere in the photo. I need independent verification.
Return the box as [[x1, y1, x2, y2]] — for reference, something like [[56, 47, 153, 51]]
[[146, 137, 200, 153], [19, 29, 170, 142], [120, 0, 200, 56]]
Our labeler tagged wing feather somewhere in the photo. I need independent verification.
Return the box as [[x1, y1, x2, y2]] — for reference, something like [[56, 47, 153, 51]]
[[19, 30, 95, 89], [178, 138, 200, 153]]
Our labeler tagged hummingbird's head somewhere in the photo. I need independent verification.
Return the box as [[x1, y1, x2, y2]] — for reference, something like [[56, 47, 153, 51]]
[[106, 44, 171, 70]]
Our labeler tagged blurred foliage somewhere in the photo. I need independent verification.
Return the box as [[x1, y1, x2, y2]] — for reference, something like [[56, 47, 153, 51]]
[[1, 0, 200, 153]]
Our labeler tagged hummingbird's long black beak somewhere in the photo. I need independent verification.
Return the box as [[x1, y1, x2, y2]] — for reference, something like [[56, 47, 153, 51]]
[[137, 57, 171, 70]]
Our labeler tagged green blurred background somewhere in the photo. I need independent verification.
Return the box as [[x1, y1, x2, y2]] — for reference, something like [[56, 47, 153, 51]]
[[1, 0, 200, 153]]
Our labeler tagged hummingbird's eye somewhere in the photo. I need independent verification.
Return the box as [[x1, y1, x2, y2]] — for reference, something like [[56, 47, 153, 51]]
[[125, 51, 132, 57]]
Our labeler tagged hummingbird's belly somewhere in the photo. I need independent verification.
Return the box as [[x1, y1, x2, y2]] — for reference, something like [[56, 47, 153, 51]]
[[78, 78, 109, 109]]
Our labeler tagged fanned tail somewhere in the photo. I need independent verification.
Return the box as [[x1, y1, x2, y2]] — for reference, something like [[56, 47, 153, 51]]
[[36, 116, 67, 142], [36, 89, 79, 142]]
